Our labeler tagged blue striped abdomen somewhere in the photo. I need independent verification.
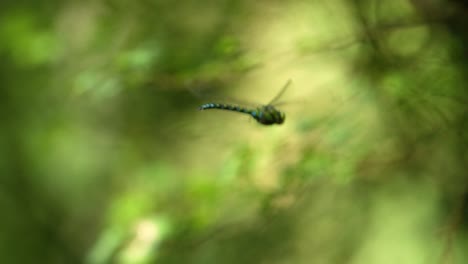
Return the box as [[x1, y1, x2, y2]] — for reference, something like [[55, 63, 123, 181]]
[[199, 103, 252, 114]]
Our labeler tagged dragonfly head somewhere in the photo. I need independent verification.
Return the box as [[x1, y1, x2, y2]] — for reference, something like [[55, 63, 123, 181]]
[[277, 111, 286, 124], [270, 105, 285, 124]]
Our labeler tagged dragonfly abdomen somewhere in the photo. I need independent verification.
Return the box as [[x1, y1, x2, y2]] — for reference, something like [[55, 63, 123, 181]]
[[199, 103, 252, 114]]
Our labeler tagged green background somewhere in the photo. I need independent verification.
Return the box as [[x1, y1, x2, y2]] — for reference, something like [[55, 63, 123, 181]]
[[1, 0, 467, 263]]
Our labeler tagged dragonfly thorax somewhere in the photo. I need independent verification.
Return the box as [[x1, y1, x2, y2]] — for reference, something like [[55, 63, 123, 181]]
[[251, 105, 285, 125]]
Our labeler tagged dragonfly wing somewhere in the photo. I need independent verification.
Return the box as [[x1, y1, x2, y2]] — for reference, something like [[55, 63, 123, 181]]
[[267, 79, 292, 105]]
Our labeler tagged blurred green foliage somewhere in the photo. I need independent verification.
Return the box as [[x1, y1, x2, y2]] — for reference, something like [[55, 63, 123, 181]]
[[1, 0, 467, 263]]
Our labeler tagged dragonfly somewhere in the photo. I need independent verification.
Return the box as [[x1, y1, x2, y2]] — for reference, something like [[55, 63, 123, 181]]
[[198, 79, 291, 125]]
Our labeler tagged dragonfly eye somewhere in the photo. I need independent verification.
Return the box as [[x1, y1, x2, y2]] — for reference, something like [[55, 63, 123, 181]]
[[278, 112, 285, 124]]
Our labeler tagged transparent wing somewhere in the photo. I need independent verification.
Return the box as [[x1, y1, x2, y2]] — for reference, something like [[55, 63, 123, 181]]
[[267, 79, 292, 105]]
